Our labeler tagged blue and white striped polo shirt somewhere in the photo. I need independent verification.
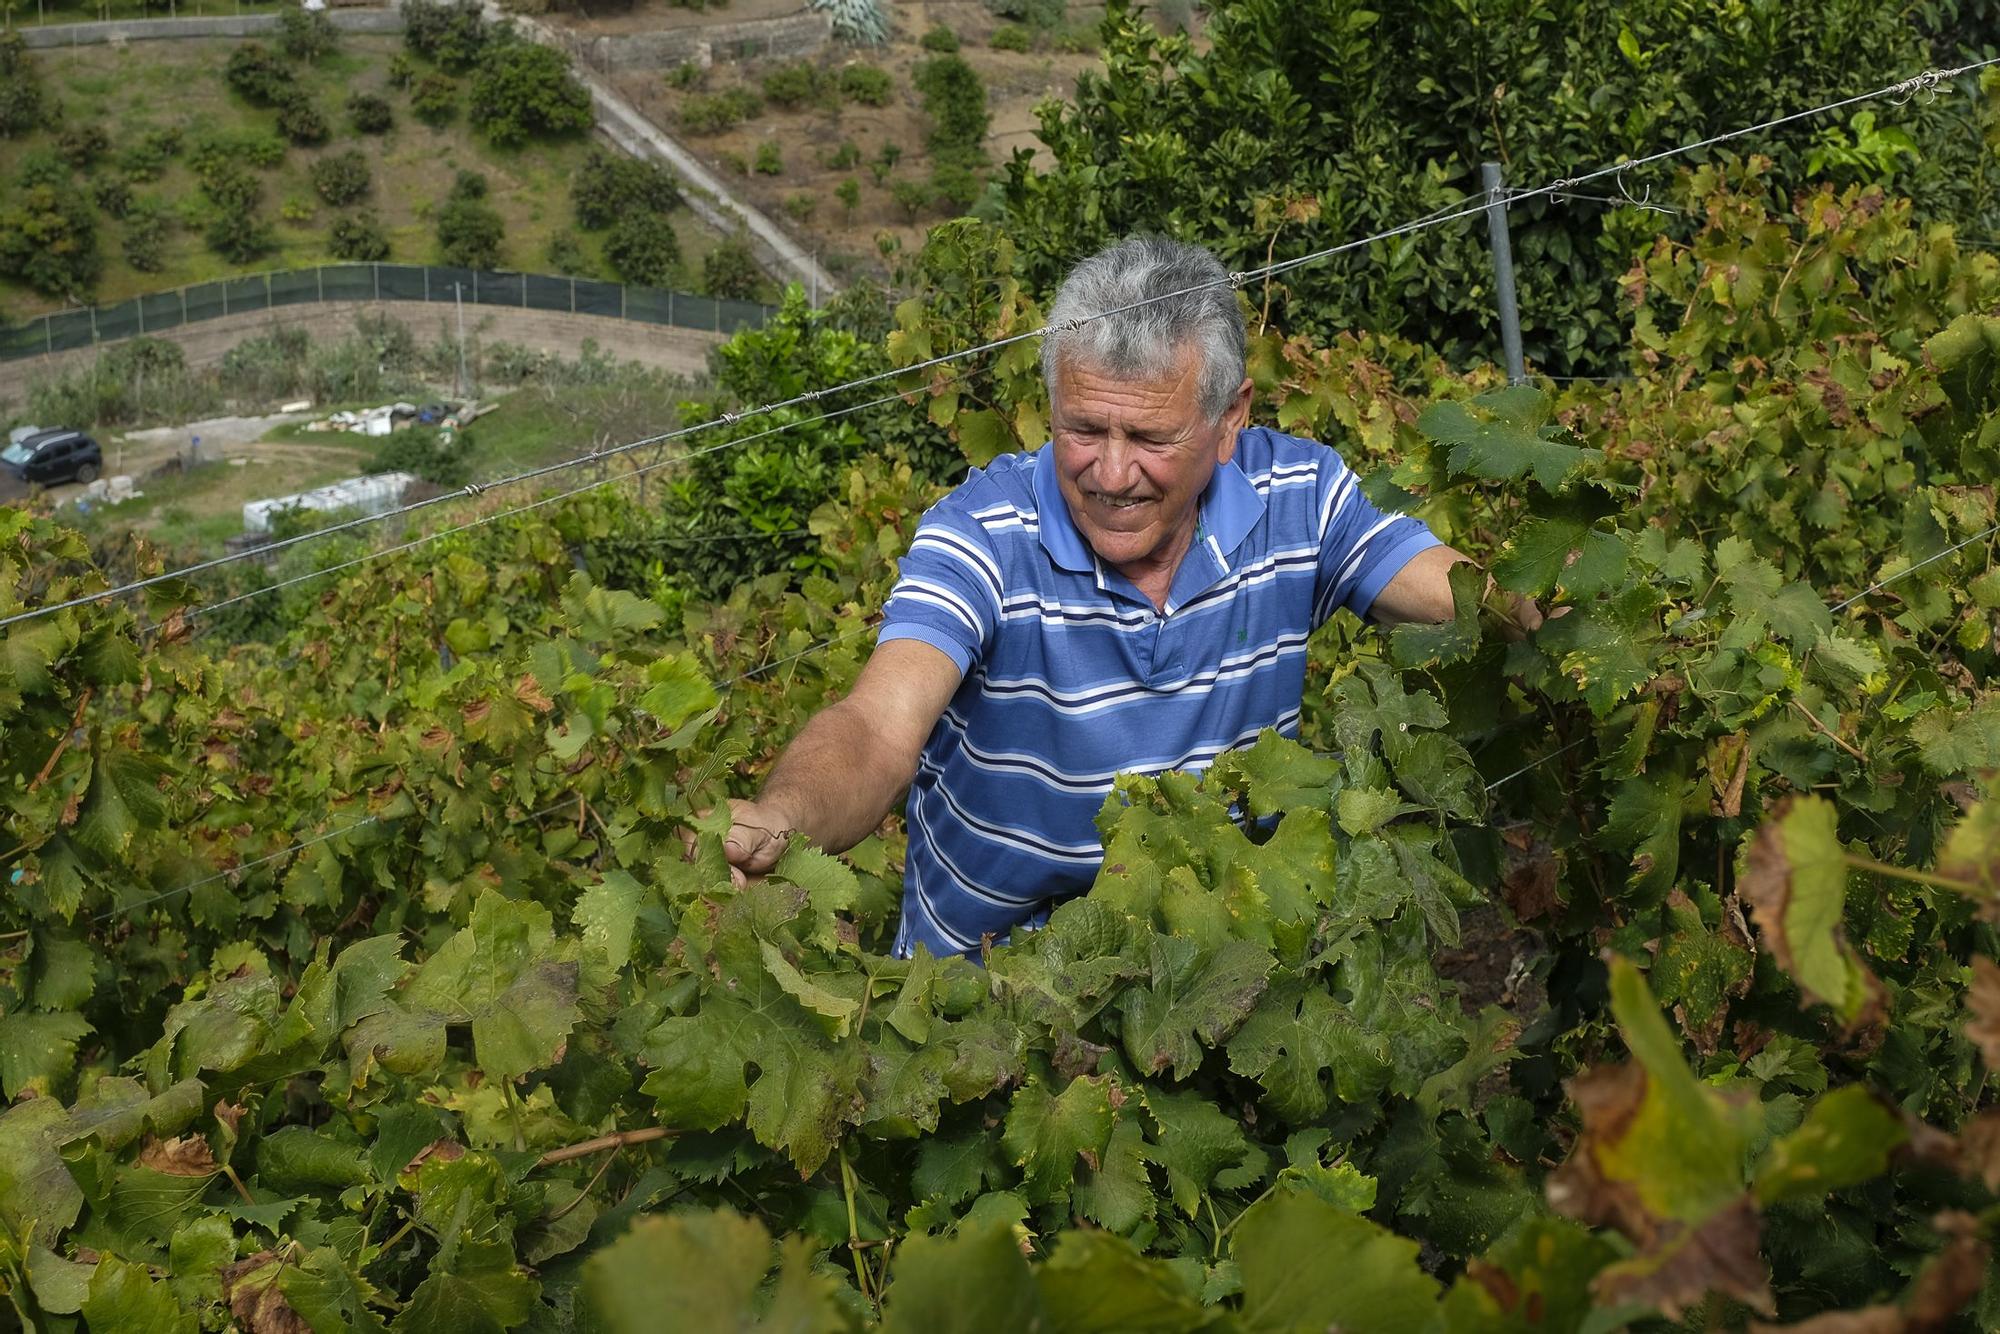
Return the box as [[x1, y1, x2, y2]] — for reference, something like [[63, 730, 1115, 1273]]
[[878, 426, 1440, 959]]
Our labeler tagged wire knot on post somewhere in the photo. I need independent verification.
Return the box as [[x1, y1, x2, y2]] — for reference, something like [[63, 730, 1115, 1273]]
[[1227, 271, 1251, 290], [720, 411, 741, 426], [462, 481, 485, 497]]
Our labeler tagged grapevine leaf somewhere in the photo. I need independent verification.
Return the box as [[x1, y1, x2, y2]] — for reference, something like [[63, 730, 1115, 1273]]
[[583, 1210, 850, 1334], [1142, 1086, 1250, 1217], [1226, 975, 1389, 1122], [1491, 509, 1628, 600], [1648, 891, 1753, 1055], [574, 871, 646, 995], [1203, 730, 1338, 819], [1939, 797, 2000, 897], [278, 1246, 391, 1334], [1118, 935, 1272, 1079], [0, 1096, 84, 1245], [955, 408, 1014, 468], [1740, 796, 1885, 1028], [1752, 1085, 1906, 1206], [81, 1255, 196, 1334], [1534, 585, 1660, 716], [1434, 1217, 1615, 1333], [760, 942, 861, 1036], [912, 1132, 1003, 1206], [636, 652, 718, 733], [1909, 696, 2000, 775], [391, 1240, 537, 1334], [882, 1223, 1048, 1333], [862, 1032, 954, 1135], [1034, 1229, 1215, 1332], [1419, 388, 1600, 490], [1233, 1187, 1439, 1334], [1601, 772, 1694, 906], [73, 741, 168, 860], [1074, 1116, 1155, 1234], [1336, 786, 1419, 837], [405, 891, 581, 1079], [1000, 1074, 1116, 1207], [0, 1011, 91, 1099]]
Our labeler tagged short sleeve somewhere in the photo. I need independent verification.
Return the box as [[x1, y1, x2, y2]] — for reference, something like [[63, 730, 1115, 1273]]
[[878, 510, 1004, 674], [1310, 450, 1442, 624]]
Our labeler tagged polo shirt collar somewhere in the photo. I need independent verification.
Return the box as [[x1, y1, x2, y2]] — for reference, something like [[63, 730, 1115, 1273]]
[[1031, 439, 1267, 576]]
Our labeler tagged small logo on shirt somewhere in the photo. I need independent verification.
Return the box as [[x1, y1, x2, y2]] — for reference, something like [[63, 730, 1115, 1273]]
[[1237, 628, 1248, 644]]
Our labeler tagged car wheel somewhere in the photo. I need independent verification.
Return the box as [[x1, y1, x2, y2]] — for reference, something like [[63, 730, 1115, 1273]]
[[75, 462, 99, 483]]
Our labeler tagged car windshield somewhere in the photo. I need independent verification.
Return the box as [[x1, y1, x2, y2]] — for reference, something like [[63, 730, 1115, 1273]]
[[0, 442, 33, 465]]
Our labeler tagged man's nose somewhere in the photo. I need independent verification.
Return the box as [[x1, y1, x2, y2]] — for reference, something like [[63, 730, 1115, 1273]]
[[1093, 435, 1140, 492]]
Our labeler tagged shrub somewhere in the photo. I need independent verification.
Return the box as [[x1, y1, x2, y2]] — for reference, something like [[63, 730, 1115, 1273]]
[[604, 211, 679, 286], [329, 210, 391, 260], [200, 162, 262, 215], [718, 150, 749, 176], [204, 206, 275, 264], [0, 182, 99, 300], [918, 24, 959, 52], [664, 61, 703, 91], [912, 54, 988, 167], [275, 90, 331, 146], [760, 61, 827, 109], [411, 74, 458, 125], [984, 0, 1064, 26], [436, 174, 502, 267], [122, 199, 169, 273], [752, 141, 782, 175], [835, 177, 860, 218], [781, 191, 816, 225], [387, 52, 418, 89], [276, 3, 339, 62], [890, 177, 928, 221], [572, 146, 681, 230], [90, 174, 134, 219], [56, 124, 108, 170], [836, 63, 893, 107], [224, 42, 291, 105], [281, 193, 316, 223], [402, 0, 493, 72], [16, 147, 69, 190], [310, 149, 371, 205], [930, 161, 982, 211], [700, 235, 761, 299], [989, 23, 1032, 51], [678, 89, 760, 135], [347, 92, 394, 134], [116, 127, 183, 181], [0, 31, 49, 138], [187, 128, 284, 183], [821, 139, 861, 169], [369, 424, 472, 487], [468, 42, 593, 147], [544, 231, 589, 275]]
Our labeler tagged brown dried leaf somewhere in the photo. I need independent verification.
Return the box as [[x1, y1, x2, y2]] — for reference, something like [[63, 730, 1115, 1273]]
[[1956, 1110, 2000, 1192], [1965, 957, 2000, 1076], [1500, 826, 1561, 922], [220, 1252, 310, 1334], [515, 674, 554, 714], [1592, 1194, 1774, 1322], [404, 1138, 466, 1176], [213, 1100, 246, 1137], [137, 1134, 218, 1177], [1546, 1062, 1654, 1242]]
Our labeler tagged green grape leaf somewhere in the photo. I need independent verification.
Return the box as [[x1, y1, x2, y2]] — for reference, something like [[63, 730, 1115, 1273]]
[[1074, 1116, 1154, 1234], [1740, 796, 1885, 1028], [1226, 975, 1389, 1122], [0, 1011, 91, 1100], [1233, 1188, 1439, 1334], [74, 741, 169, 860], [584, 1209, 850, 1334], [882, 1222, 1047, 1333], [1119, 935, 1272, 1079], [1001, 1074, 1117, 1207], [1418, 387, 1600, 490], [1389, 562, 1484, 669], [1203, 729, 1338, 819], [391, 1240, 537, 1334], [1034, 1229, 1215, 1333], [1752, 1085, 1906, 1206], [1491, 510, 1628, 600], [405, 891, 581, 1080], [81, 1255, 197, 1334], [1142, 1086, 1250, 1218]]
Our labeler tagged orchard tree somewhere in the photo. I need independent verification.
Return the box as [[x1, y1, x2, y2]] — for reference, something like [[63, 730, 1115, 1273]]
[[0, 182, 100, 301], [605, 212, 680, 287], [469, 42, 594, 147]]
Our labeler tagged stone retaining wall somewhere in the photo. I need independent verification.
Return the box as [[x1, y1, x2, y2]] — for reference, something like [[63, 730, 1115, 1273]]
[[557, 9, 829, 74]]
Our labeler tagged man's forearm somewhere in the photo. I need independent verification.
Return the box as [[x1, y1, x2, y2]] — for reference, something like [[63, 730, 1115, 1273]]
[[755, 699, 918, 854]]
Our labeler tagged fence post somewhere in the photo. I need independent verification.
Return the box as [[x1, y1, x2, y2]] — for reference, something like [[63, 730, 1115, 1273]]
[[570, 277, 576, 314], [667, 290, 675, 326], [45, 319, 52, 357], [1480, 161, 1526, 386], [620, 285, 626, 320], [317, 267, 324, 304], [180, 286, 187, 327], [89, 305, 97, 344], [374, 263, 381, 303], [424, 267, 430, 303], [137, 297, 144, 335]]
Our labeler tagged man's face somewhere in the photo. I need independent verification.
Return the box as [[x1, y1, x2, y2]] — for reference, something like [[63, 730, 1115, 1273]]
[[1050, 346, 1248, 575]]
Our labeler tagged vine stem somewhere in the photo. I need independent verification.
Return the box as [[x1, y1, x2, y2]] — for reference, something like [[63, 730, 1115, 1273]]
[[840, 1147, 876, 1315], [1842, 853, 1979, 895], [28, 686, 92, 793], [535, 1125, 674, 1167], [1790, 698, 1866, 762], [545, 1148, 619, 1224]]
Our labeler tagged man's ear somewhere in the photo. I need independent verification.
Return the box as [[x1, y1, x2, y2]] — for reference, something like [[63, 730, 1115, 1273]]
[[1215, 376, 1254, 465]]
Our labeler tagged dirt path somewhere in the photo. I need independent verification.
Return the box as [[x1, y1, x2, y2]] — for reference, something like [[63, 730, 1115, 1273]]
[[36, 410, 323, 507]]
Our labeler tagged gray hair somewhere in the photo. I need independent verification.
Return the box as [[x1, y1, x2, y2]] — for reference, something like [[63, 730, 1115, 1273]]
[[1041, 235, 1247, 422]]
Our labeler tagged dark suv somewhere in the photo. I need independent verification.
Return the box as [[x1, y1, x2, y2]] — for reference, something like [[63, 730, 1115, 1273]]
[[0, 428, 102, 487]]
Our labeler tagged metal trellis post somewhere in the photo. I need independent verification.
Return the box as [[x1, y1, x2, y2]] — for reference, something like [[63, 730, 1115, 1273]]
[[1481, 161, 1526, 386]]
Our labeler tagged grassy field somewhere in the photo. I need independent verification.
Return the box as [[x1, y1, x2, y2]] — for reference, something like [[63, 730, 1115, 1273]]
[[2, 35, 745, 320]]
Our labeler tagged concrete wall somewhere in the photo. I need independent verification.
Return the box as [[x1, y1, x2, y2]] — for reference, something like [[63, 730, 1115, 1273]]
[[0, 300, 725, 406], [18, 7, 403, 47], [557, 10, 829, 74]]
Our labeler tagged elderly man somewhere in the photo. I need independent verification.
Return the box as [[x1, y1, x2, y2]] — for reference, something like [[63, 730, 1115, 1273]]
[[721, 235, 1500, 958]]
